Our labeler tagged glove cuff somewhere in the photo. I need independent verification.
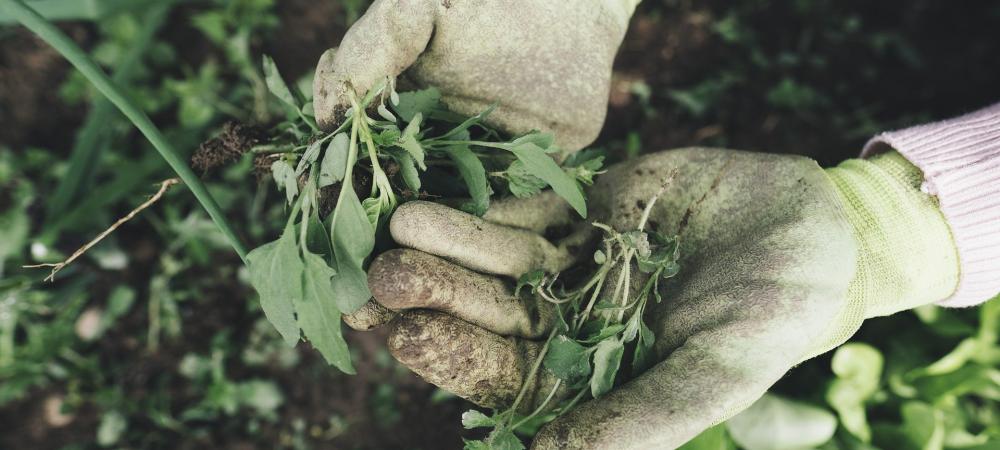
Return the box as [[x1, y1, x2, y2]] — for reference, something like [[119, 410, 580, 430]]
[[826, 152, 960, 319]]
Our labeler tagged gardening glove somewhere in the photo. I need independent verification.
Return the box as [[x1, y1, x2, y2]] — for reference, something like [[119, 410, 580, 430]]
[[363, 147, 960, 449], [313, 0, 639, 154]]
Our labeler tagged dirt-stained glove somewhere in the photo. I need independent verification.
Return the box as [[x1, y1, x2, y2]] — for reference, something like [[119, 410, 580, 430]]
[[313, 0, 639, 154], [353, 147, 960, 449]]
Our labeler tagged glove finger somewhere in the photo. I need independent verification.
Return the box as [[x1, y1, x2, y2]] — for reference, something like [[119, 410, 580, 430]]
[[342, 299, 397, 331], [390, 201, 577, 278], [368, 248, 554, 338], [313, 0, 435, 130], [482, 190, 577, 234], [387, 310, 559, 410]]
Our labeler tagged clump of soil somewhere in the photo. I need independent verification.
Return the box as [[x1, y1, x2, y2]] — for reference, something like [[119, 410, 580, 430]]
[[192, 121, 267, 173]]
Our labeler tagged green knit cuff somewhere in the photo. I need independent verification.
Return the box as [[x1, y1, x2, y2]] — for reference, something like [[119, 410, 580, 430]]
[[805, 152, 960, 359]]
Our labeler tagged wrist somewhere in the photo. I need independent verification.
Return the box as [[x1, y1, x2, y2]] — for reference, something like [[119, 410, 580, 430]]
[[826, 152, 960, 317]]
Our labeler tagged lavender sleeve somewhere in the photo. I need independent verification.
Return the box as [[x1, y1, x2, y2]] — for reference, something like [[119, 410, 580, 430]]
[[862, 102, 1000, 307]]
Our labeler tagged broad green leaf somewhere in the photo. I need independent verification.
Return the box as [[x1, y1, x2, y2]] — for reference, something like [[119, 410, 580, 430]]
[[0, 206, 28, 265], [246, 226, 302, 346], [899, 401, 944, 450], [506, 142, 586, 217], [590, 337, 624, 397], [399, 113, 426, 170], [678, 424, 734, 450], [827, 343, 883, 442], [262, 55, 299, 110], [461, 410, 495, 429], [515, 269, 545, 296], [319, 133, 349, 188], [394, 87, 441, 122], [727, 394, 836, 450], [445, 144, 491, 216], [270, 160, 298, 204], [544, 335, 591, 382], [329, 183, 374, 313], [296, 251, 354, 373]]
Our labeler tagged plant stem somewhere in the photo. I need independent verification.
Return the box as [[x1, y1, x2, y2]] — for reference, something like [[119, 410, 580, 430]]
[[507, 328, 558, 418], [2, 0, 249, 263]]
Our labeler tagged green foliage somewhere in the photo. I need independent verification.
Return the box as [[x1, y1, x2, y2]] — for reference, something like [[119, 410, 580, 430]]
[[246, 59, 599, 371], [464, 194, 682, 448]]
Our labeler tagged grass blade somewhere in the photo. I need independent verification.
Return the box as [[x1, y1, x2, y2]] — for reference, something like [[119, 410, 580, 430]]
[[2, 0, 249, 262]]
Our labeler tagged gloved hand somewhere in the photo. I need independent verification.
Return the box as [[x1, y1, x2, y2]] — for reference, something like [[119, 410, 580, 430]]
[[355, 148, 960, 449], [312, 0, 639, 154]]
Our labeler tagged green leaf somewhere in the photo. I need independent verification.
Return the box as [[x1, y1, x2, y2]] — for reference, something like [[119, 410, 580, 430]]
[[827, 343, 883, 442], [394, 87, 441, 122], [727, 394, 836, 450], [590, 337, 624, 397], [295, 139, 322, 176], [461, 410, 495, 429], [445, 144, 491, 216], [361, 197, 382, 231], [261, 54, 299, 110], [97, 410, 128, 447], [246, 225, 302, 346], [678, 424, 734, 450], [319, 133, 349, 188], [399, 113, 426, 170], [305, 211, 334, 259], [463, 440, 491, 450], [437, 104, 496, 141], [329, 183, 374, 313], [296, 251, 354, 373], [505, 160, 547, 198], [899, 401, 944, 450], [388, 149, 421, 192], [488, 427, 526, 450], [515, 269, 545, 296], [544, 335, 591, 382], [506, 142, 586, 217], [270, 160, 298, 205]]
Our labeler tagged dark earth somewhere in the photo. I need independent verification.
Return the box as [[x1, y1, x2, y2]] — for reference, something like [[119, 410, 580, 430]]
[[2, 0, 999, 448]]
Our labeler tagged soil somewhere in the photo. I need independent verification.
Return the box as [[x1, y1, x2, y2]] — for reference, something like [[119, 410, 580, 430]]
[[2, 0, 999, 449]]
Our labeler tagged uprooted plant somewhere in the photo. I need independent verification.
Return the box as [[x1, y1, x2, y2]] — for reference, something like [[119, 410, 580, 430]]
[[243, 56, 604, 373], [460, 188, 681, 449]]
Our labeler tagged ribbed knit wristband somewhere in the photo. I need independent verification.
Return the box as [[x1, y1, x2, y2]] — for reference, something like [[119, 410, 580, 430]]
[[863, 103, 1000, 307]]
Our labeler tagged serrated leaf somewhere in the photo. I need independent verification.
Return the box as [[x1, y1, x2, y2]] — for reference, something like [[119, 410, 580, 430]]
[[543, 335, 591, 382], [319, 133, 349, 188], [461, 410, 495, 429], [590, 337, 624, 398], [506, 142, 586, 217], [329, 183, 374, 313], [505, 160, 547, 198], [262, 55, 299, 110], [246, 225, 302, 346], [296, 251, 354, 373], [463, 440, 491, 450], [394, 87, 441, 122]]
